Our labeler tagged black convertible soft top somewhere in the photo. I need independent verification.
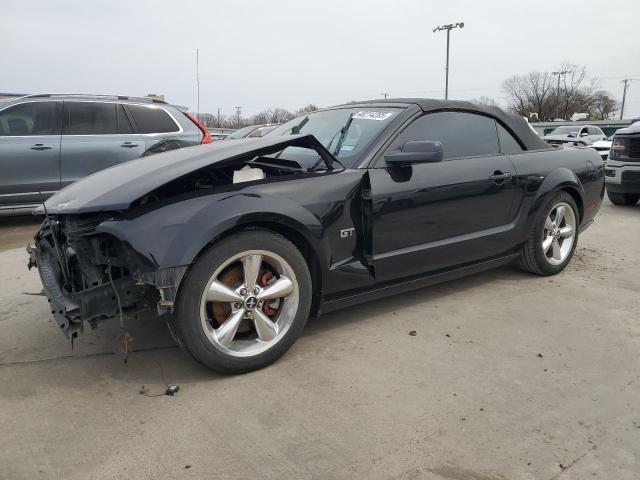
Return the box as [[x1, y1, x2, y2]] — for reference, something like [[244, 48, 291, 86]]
[[349, 98, 551, 151]]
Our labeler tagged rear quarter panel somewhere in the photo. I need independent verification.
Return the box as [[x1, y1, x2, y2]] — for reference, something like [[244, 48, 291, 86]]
[[509, 146, 604, 244]]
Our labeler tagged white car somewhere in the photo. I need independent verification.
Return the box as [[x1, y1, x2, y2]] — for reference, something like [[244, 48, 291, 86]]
[[543, 125, 607, 146], [590, 138, 612, 161]]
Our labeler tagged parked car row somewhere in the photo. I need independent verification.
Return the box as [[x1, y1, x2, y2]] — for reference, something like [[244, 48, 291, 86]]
[[223, 123, 280, 139]]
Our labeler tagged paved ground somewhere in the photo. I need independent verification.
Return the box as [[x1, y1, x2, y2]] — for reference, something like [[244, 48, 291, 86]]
[[0, 199, 639, 480]]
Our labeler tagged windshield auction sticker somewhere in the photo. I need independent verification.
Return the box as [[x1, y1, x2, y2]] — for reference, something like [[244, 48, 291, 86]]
[[353, 111, 394, 121]]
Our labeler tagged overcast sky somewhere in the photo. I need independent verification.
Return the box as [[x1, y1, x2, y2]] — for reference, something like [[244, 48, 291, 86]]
[[2, 0, 640, 119]]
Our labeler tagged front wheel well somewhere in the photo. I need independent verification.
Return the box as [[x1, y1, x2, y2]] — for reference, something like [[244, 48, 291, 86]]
[[192, 222, 323, 318]]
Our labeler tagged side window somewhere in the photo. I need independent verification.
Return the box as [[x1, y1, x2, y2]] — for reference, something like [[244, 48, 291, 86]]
[[64, 102, 117, 135], [126, 105, 179, 134], [117, 105, 134, 134], [497, 123, 523, 154], [0, 102, 58, 136], [388, 111, 499, 160]]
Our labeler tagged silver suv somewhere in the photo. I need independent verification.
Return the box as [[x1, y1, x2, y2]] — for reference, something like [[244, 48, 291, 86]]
[[0, 94, 211, 211]]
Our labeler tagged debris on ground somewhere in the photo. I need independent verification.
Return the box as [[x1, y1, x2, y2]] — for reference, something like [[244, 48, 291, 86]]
[[409, 330, 417, 336], [138, 384, 180, 397], [165, 385, 180, 396], [537, 353, 544, 358]]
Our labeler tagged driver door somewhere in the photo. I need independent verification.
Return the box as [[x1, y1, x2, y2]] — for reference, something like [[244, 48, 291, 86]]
[[368, 111, 518, 283]]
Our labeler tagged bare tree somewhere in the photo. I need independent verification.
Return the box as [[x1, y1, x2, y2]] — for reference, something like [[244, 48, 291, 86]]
[[251, 110, 273, 125], [294, 104, 319, 115], [470, 96, 499, 107], [271, 108, 295, 124], [556, 62, 598, 120], [590, 90, 618, 120], [503, 71, 555, 120]]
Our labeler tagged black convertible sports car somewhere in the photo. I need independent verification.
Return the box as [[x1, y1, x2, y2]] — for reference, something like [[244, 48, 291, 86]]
[[28, 99, 605, 373]]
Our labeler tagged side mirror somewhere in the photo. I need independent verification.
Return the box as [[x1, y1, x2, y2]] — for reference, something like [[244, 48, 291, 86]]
[[385, 140, 443, 165]]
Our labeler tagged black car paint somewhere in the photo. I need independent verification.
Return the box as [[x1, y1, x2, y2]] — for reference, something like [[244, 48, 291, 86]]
[[30, 99, 605, 338]]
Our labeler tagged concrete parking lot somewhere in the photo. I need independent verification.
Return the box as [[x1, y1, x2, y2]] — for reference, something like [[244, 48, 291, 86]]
[[0, 199, 638, 480]]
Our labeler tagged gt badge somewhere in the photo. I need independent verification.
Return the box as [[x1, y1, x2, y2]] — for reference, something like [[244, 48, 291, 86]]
[[340, 228, 355, 238]]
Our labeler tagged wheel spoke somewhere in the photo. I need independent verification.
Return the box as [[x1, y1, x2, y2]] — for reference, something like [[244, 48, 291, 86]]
[[554, 206, 566, 228], [559, 225, 574, 238], [545, 216, 554, 231], [552, 238, 562, 261], [257, 276, 294, 300], [542, 235, 554, 254], [207, 281, 242, 303], [214, 309, 245, 347], [253, 309, 279, 342], [242, 254, 262, 292]]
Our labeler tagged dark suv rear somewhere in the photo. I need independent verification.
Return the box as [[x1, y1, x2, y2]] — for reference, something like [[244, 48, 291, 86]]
[[0, 94, 211, 211], [605, 121, 640, 205]]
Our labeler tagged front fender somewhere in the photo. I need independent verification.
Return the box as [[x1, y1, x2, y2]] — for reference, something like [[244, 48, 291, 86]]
[[96, 192, 330, 271]]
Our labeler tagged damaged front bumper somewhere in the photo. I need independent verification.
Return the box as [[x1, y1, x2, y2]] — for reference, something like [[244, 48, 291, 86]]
[[28, 216, 186, 338]]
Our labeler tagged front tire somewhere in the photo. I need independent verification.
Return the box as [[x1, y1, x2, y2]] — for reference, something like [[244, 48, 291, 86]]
[[175, 230, 312, 374], [519, 192, 579, 276], [607, 191, 640, 206]]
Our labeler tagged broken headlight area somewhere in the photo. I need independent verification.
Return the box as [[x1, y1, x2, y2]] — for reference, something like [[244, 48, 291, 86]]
[[28, 214, 161, 338]]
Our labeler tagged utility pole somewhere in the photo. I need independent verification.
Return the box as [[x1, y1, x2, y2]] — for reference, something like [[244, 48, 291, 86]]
[[552, 70, 569, 120], [381, 92, 389, 99], [217, 107, 221, 128], [620, 79, 632, 120], [433, 22, 464, 100], [235, 106, 242, 128], [196, 48, 200, 121]]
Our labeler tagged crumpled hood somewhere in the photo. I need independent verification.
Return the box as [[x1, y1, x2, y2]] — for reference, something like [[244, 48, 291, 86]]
[[38, 134, 335, 214]]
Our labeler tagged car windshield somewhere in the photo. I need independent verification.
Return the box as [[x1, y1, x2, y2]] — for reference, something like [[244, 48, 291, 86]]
[[264, 107, 399, 168], [549, 126, 579, 136], [225, 125, 258, 139]]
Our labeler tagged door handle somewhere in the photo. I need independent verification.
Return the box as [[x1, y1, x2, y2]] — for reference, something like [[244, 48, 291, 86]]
[[489, 171, 512, 181], [30, 144, 53, 151], [121, 142, 139, 148]]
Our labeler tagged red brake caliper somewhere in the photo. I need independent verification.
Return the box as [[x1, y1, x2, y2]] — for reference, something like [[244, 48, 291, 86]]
[[260, 271, 277, 316]]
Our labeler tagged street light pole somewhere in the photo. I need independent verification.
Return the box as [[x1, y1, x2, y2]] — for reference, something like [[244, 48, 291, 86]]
[[433, 22, 464, 100]]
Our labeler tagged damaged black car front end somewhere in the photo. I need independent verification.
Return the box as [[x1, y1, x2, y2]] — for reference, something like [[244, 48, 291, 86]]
[[28, 213, 166, 337], [27, 133, 342, 339]]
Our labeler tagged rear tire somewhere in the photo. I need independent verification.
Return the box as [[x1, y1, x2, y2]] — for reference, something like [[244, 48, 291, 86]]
[[175, 230, 312, 374], [519, 191, 579, 276], [607, 191, 640, 206]]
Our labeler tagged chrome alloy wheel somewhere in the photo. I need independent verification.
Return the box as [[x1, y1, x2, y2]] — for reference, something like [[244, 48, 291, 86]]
[[542, 201, 576, 266], [199, 250, 299, 357]]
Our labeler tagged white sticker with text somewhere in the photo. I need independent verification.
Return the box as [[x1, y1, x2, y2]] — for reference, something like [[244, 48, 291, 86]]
[[353, 111, 393, 121]]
